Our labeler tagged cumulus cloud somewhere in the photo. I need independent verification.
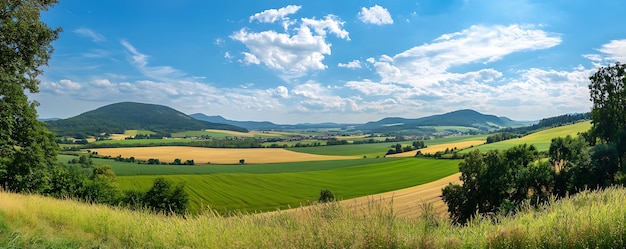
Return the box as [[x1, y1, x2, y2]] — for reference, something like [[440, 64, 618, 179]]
[[249, 5, 301, 23], [338, 60, 362, 69], [358, 5, 393, 25], [74, 28, 106, 43], [231, 12, 349, 80]]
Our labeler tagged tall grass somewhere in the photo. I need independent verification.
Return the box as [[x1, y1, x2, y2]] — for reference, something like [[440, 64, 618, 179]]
[[1, 186, 624, 248]]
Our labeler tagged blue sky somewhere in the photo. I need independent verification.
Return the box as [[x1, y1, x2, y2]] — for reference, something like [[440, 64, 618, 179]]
[[34, 0, 626, 123]]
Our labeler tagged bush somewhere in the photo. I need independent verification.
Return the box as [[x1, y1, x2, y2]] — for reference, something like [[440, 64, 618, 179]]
[[318, 189, 335, 203]]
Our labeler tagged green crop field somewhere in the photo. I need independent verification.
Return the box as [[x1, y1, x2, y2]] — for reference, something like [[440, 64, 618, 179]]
[[116, 158, 460, 213], [58, 154, 399, 176], [90, 138, 196, 146], [287, 135, 488, 157], [466, 121, 592, 152]]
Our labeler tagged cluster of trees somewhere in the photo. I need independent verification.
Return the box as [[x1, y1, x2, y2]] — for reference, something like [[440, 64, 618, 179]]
[[485, 132, 521, 144], [386, 141, 427, 155], [104, 154, 195, 166], [442, 62, 626, 224], [49, 164, 188, 215]]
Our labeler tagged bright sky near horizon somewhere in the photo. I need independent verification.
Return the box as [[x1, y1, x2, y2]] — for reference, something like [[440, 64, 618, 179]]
[[33, 0, 626, 124]]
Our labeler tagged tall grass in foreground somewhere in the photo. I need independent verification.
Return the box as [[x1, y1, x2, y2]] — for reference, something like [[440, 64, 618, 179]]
[[1, 187, 625, 248]]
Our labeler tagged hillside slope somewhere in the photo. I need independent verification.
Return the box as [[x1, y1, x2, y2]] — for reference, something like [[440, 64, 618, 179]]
[[46, 102, 247, 137]]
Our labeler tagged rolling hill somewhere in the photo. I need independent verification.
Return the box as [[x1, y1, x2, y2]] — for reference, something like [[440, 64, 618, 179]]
[[359, 109, 528, 131], [46, 102, 247, 137]]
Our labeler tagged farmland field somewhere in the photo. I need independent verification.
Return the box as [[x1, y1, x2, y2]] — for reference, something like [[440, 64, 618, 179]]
[[466, 121, 591, 152], [171, 129, 282, 138], [91, 146, 359, 164], [116, 157, 460, 213], [386, 140, 485, 157], [288, 135, 488, 157], [57, 154, 398, 176]]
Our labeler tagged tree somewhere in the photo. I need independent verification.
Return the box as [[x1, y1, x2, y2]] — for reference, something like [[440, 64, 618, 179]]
[[143, 177, 188, 215], [318, 189, 335, 203], [0, 0, 62, 192], [588, 62, 626, 168]]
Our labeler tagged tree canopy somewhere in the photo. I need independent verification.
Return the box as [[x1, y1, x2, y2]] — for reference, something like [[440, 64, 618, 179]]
[[0, 0, 61, 192]]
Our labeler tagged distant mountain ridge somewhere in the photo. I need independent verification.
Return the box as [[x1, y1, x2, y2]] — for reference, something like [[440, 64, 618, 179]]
[[192, 109, 527, 131], [359, 109, 524, 131], [46, 102, 247, 137]]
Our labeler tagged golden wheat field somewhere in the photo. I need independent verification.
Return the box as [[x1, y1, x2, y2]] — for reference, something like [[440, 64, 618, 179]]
[[386, 140, 485, 158], [91, 146, 360, 164]]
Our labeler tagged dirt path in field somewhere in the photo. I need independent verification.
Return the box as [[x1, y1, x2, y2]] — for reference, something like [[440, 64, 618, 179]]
[[272, 172, 461, 219]]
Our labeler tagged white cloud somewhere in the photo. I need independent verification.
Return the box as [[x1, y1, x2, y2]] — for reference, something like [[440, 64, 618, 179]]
[[272, 86, 289, 98], [369, 24, 562, 87], [120, 40, 185, 81], [338, 60, 362, 69], [358, 5, 394, 25], [301, 15, 350, 40], [74, 28, 106, 43], [249, 5, 301, 23], [242, 52, 260, 65], [41, 79, 82, 94], [584, 39, 626, 65]]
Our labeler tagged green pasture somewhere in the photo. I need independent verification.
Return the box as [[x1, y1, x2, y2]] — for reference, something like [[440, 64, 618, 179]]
[[425, 126, 480, 132], [90, 138, 195, 146], [170, 130, 279, 138], [58, 154, 399, 176], [287, 135, 488, 157], [466, 121, 592, 152], [261, 139, 327, 147], [123, 130, 155, 136], [116, 158, 460, 213]]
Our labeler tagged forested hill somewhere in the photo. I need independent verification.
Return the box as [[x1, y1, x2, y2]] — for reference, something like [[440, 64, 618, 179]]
[[359, 109, 525, 131], [46, 102, 247, 137]]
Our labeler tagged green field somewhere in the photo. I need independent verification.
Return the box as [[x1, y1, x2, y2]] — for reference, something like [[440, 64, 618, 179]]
[[116, 158, 460, 213], [90, 138, 196, 146], [287, 135, 488, 157], [58, 154, 399, 176], [426, 125, 480, 132], [171, 130, 280, 138], [466, 121, 591, 152]]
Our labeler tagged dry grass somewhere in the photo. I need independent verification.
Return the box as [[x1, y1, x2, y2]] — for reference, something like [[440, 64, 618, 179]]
[[387, 140, 485, 157], [91, 146, 360, 164]]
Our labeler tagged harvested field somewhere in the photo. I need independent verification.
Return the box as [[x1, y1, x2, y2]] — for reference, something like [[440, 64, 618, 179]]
[[386, 140, 485, 157], [91, 146, 359, 164], [273, 173, 461, 219]]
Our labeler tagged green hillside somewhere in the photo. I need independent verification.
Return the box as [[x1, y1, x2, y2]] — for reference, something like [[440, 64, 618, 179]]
[[468, 121, 592, 152], [46, 102, 247, 137]]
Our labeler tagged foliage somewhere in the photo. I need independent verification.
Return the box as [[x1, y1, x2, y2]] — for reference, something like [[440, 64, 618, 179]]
[[588, 62, 626, 169], [442, 145, 554, 224], [0, 0, 61, 193], [497, 113, 591, 135], [485, 132, 520, 144], [143, 177, 188, 215], [318, 189, 335, 203]]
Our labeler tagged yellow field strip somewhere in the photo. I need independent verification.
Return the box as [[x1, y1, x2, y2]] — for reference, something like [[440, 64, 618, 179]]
[[91, 146, 359, 164], [386, 140, 485, 158], [272, 173, 461, 219]]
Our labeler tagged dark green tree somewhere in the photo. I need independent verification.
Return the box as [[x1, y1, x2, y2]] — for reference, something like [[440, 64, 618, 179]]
[[143, 177, 188, 215], [0, 0, 61, 192], [588, 62, 626, 169], [318, 189, 335, 203]]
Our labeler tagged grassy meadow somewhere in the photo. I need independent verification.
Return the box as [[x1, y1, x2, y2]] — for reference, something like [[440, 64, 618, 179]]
[[1, 186, 624, 248], [467, 121, 592, 152], [91, 146, 359, 164]]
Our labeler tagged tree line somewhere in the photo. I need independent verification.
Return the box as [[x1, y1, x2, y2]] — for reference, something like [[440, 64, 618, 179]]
[[442, 62, 626, 224]]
